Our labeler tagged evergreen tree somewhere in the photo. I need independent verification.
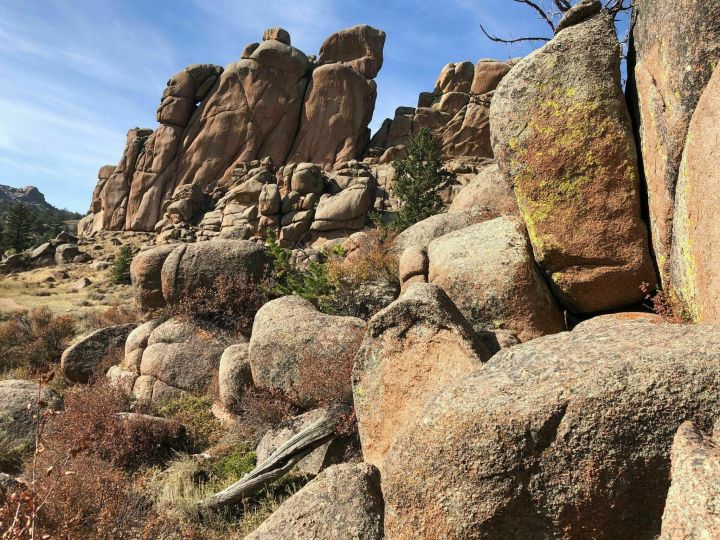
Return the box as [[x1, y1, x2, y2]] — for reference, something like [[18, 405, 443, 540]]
[[3, 203, 35, 252], [111, 246, 133, 285], [390, 128, 453, 231]]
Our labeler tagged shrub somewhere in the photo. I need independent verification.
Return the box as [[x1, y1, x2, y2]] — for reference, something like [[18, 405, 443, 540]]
[[169, 274, 269, 338], [0, 307, 76, 374], [111, 245, 133, 285], [83, 303, 141, 332], [640, 282, 691, 323], [158, 394, 222, 453], [231, 386, 298, 441], [390, 127, 453, 231]]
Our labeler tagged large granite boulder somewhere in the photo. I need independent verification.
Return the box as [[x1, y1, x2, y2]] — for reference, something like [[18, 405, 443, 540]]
[[669, 66, 720, 323], [629, 0, 720, 282], [160, 240, 269, 306], [427, 217, 565, 341], [659, 421, 720, 539], [61, 324, 135, 384], [490, 12, 655, 313], [217, 343, 252, 411], [383, 314, 720, 539], [448, 163, 516, 215], [246, 463, 384, 540], [353, 283, 488, 470], [0, 380, 62, 469], [249, 296, 366, 406], [130, 245, 176, 311]]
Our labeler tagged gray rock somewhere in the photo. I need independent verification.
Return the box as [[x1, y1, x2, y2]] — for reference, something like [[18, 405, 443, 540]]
[[61, 324, 135, 383], [249, 296, 366, 406], [246, 463, 384, 540], [54, 243, 79, 264], [383, 314, 720, 539], [0, 380, 62, 470], [218, 343, 252, 410]]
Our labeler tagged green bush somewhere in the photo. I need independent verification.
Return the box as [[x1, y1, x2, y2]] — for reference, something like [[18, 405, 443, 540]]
[[111, 245, 133, 285], [390, 127, 453, 231]]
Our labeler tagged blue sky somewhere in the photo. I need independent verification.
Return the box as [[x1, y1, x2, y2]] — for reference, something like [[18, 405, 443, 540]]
[[0, 0, 568, 212]]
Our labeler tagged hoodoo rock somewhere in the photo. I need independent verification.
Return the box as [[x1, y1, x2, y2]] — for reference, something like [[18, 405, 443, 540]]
[[383, 314, 720, 539], [629, 0, 720, 282], [490, 12, 656, 312], [353, 283, 488, 470], [318, 24, 385, 79], [669, 66, 720, 323], [249, 296, 366, 406]]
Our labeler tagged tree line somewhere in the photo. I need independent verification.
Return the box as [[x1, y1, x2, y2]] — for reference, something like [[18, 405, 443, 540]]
[[0, 202, 81, 254]]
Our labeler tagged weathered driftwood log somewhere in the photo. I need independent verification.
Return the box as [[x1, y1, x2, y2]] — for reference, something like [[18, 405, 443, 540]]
[[199, 410, 340, 511]]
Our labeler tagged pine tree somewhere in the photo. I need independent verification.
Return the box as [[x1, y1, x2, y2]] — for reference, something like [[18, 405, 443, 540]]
[[390, 128, 453, 231], [111, 246, 133, 285], [3, 203, 35, 252]]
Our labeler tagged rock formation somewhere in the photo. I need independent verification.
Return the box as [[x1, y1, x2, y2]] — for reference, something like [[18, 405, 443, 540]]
[[628, 0, 720, 283], [82, 25, 385, 236], [491, 11, 656, 313]]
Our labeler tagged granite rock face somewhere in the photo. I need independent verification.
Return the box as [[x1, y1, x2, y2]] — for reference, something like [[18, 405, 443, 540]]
[[490, 12, 656, 312], [629, 0, 720, 283], [82, 26, 385, 235]]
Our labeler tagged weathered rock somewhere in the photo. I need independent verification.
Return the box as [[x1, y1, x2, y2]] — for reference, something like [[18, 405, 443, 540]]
[[123, 319, 163, 373], [263, 27, 291, 45], [669, 66, 720, 323], [68, 277, 92, 292], [629, 0, 720, 282], [353, 283, 488, 470], [470, 59, 511, 95], [311, 181, 374, 231], [490, 12, 655, 312], [383, 314, 720, 539], [394, 208, 486, 253], [288, 63, 377, 167], [218, 343, 252, 411], [318, 24, 386, 79], [249, 296, 366, 405], [428, 217, 565, 341], [54, 243, 79, 264], [160, 240, 269, 307], [256, 408, 347, 476], [61, 324, 135, 383], [556, 0, 601, 33], [434, 61, 474, 94], [448, 162, 516, 214], [659, 421, 720, 539], [258, 184, 280, 215], [246, 463, 384, 540], [0, 380, 62, 468], [130, 245, 176, 311], [137, 317, 234, 398]]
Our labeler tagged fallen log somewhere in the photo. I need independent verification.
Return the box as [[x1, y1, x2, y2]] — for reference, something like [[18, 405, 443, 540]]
[[199, 410, 339, 511]]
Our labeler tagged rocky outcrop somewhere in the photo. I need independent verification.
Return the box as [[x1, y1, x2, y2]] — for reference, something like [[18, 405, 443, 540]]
[[0, 381, 62, 466], [353, 283, 488, 470], [490, 12, 655, 313], [669, 66, 720, 323], [629, 0, 720, 282], [61, 324, 135, 383], [83, 25, 385, 235], [659, 421, 720, 539], [447, 162, 516, 215], [366, 57, 509, 163], [427, 217, 565, 341], [382, 314, 720, 539], [249, 296, 366, 405], [246, 463, 384, 540]]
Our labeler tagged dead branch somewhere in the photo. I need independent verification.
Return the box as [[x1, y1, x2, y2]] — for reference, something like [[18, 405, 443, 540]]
[[480, 23, 551, 44]]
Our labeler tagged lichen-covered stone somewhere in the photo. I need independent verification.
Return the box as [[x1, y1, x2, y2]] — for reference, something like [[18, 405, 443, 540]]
[[490, 12, 655, 312]]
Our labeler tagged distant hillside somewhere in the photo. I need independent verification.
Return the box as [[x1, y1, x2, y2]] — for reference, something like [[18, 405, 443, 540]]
[[0, 184, 81, 222]]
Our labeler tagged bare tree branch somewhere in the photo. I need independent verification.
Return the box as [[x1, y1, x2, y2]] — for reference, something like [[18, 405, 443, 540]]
[[513, 0, 557, 31], [554, 0, 573, 12], [480, 23, 551, 44]]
